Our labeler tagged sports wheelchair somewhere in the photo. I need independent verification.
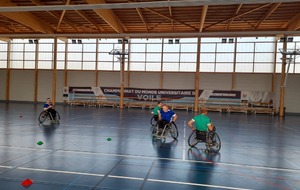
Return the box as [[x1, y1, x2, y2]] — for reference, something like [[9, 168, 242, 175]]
[[152, 121, 178, 142], [188, 129, 221, 153], [38, 110, 60, 124], [150, 115, 159, 127]]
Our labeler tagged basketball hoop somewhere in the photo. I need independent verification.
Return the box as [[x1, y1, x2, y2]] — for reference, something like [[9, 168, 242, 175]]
[[109, 48, 129, 61], [279, 48, 300, 56], [279, 48, 300, 87]]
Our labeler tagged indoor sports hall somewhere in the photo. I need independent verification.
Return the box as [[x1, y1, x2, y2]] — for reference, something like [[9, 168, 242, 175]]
[[0, 1, 300, 190]]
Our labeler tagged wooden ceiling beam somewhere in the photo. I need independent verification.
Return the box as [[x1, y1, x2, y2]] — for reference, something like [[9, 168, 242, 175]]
[[56, 0, 71, 31], [168, 0, 174, 31], [136, 8, 149, 31], [226, 4, 243, 30], [205, 3, 271, 29], [0, 37, 10, 42], [255, 3, 281, 29], [30, 0, 80, 32], [85, 0, 124, 33], [0, 21, 14, 32], [144, 8, 198, 31], [238, 17, 256, 29], [129, 0, 149, 31], [199, 5, 208, 32], [0, 0, 54, 34], [1, 0, 299, 12], [286, 12, 300, 31], [75, 10, 104, 32], [148, 19, 169, 31]]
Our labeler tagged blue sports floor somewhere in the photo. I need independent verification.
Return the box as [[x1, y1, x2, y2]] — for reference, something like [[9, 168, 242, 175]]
[[0, 102, 299, 190]]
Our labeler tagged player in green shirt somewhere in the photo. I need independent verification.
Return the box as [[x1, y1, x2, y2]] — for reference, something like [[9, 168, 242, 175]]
[[188, 108, 214, 132], [151, 101, 162, 121]]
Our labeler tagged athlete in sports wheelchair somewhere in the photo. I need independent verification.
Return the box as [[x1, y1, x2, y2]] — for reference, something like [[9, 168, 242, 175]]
[[187, 108, 221, 153], [152, 104, 178, 142], [38, 98, 60, 124], [150, 101, 162, 127]]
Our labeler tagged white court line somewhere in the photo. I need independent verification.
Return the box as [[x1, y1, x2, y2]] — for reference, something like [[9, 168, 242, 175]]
[[18, 167, 105, 177], [1, 145, 300, 174], [182, 121, 186, 161], [107, 175, 144, 181], [0, 166, 13, 169], [55, 150, 300, 173], [10, 167, 253, 190], [0, 145, 45, 151], [148, 179, 253, 190]]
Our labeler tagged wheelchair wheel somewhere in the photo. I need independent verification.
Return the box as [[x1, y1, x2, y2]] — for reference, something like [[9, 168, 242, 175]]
[[188, 131, 199, 147], [150, 115, 157, 126], [207, 132, 221, 152], [152, 124, 157, 135], [55, 112, 60, 122], [168, 122, 178, 140], [38, 111, 48, 124]]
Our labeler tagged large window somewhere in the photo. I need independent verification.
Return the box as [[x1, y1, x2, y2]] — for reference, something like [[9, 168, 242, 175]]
[[0, 42, 7, 68], [98, 39, 129, 71], [1, 37, 299, 74], [236, 37, 275, 73], [146, 39, 162, 71], [10, 39, 26, 69], [276, 37, 300, 74], [38, 39, 54, 69]]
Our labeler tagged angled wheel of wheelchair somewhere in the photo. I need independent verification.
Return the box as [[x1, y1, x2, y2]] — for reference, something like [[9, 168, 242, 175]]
[[38, 111, 49, 124], [206, 132, 221, 153], [151, 125, 165, 142], [150, 115, 157, 127], [188, 131, 199, 147], [55, 111, 60, 122], [168, 122, 178, 140], [152, 124, 158, 136]]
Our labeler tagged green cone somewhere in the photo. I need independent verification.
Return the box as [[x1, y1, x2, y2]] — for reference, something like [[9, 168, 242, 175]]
[[37, 141, 43, 145]]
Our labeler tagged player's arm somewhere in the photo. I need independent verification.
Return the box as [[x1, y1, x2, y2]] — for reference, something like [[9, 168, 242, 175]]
[[43, 105, 49, 111], [188, 119, 196, 131], [207, 121, 214, 131], [158, 111, 162, 120], [172, 114, 177, 122], [151, 107, 155, 114]]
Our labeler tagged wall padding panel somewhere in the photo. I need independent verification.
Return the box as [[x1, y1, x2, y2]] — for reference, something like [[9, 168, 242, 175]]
[[10, 70, 34, 101], [68, 71, 96, 86], [56, 71, 64, 103], [284, 74, 300, 113], [0, 70, 6, 100], [37, 70, 52, 102], [130, 72, 160, 88], [199, 73, 232, 90], [163, 73, 195, 89], [98, 71, 121, 87], [236, 74, 272, 91]]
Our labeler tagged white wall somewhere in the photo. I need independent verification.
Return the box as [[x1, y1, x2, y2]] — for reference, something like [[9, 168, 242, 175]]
[[236, 74, 272, 91], [10, 70, 35, 101], [98, 71, 121, 87], [0, 70, 6, 100], [284, 74, 300, 113], [130, 72, 160, 88], [199, 73, 232, 90], [274, 74, 281, 112], [163, 73, 195, 89], [68, 71, 96, 86], [2, 69, 300, 113], [37, 70, 52, 102], [56, 71, 65, 103]]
